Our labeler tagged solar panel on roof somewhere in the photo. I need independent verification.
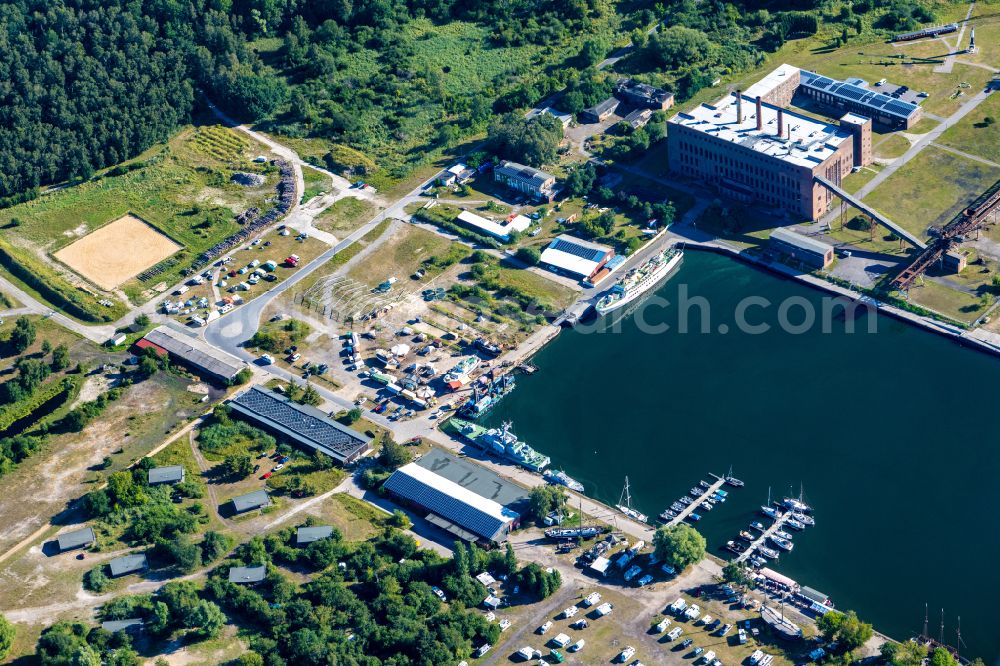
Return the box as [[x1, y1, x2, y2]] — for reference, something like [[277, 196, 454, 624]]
[[883, 100, 917, 116], [384, 470, 509, 541], [232, 388, 369, 461], [551, 239, 604, 262]]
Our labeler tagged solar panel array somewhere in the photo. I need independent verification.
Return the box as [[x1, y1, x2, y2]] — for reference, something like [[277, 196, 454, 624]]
[[800, 71, 919, 122], [232, 387, 370, 462], [384, 470, 509, 541], [551, 238, 606, 262]]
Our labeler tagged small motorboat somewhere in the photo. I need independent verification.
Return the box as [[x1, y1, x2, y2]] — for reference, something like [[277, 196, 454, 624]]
[[700, 501, 714, 511], [738, 530, 755, 542], [699, 480, 711, 489], [679, 497, 693, 506], [769, 536, 793, 552], [750, 521, 766, 532], [671, 502, 685, 512], [690, 487, 703, 498], [758, 546, 780, 559], [750, 556, 767, 568], [687, 513, 702, 522], [726, 540, 746, 554], [775, 530, 793, 541], [786, 519, 805, 531]]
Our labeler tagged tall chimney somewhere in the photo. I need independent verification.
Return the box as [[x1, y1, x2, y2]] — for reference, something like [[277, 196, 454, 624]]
[[736, 90, 743, 124], [777, 108, 784, 139], [756, 96, 763, 131]]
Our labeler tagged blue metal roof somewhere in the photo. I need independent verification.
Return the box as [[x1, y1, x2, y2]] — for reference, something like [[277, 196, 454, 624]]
[[384, 466, 518, 542]]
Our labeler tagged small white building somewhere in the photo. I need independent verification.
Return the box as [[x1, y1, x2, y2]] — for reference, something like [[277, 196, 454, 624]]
[[456, 210, 531, 242]]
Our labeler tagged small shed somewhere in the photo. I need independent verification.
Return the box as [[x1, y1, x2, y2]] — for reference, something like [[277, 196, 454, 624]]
[[229, 564, 267, 584], [148, 465, 185, 485], [57, 526, 96, 552], [296, 525, 335, 547], [108, 553, 148, 577], [231, 490, 270, 514], [580, 97, 620, 124]]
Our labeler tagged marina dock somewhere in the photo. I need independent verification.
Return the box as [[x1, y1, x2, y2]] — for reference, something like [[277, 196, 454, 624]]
[[735, 511, 792, 564], [662, 473, 726, 527]]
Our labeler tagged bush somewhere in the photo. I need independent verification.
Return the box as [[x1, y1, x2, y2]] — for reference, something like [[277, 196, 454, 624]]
[[515, 247, 541, 266], [83, 566, 112, 593]]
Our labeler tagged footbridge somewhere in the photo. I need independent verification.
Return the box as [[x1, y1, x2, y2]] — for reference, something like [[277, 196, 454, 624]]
[[814, 175, 927, 250]]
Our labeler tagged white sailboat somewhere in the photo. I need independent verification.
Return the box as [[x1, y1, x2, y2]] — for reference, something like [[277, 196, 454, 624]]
[[616, 476, 648, 523]]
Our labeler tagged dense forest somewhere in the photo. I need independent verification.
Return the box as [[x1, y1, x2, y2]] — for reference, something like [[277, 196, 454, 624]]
[[0, 0, 947, 199]]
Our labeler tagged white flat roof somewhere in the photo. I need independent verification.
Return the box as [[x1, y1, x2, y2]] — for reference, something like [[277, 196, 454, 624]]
[[744, 64, 800, 100], [670, 91, 853, 168], [396, 462, 519, 524], [457, 210, 531, 240], [540, 249, 603, 278]]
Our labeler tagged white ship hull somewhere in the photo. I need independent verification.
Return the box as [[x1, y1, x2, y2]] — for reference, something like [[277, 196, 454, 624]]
[[595, 249, 683, 316]]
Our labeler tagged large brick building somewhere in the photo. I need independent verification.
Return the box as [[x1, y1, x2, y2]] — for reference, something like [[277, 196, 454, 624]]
[[667, 64, 874, 221]]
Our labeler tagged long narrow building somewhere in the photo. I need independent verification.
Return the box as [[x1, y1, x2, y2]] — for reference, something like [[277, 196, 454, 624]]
[[667, 64, 874, 221]]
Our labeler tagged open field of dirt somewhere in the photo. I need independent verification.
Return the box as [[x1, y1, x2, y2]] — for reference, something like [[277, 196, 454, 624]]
[[53, 214, 182, 290]]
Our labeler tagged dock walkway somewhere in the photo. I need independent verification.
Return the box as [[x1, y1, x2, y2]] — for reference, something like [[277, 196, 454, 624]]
[[663, 474, 726, 528], [735, 512, 792, 563]]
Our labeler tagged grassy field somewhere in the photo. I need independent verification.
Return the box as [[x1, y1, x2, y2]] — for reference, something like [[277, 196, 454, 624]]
[[937, 91, 1000, 165], [302, 166, 331, 203], [314, 197, 379, 236], [841, 164, 884, 194], [873, 134, 912, 160], [347, 224, 462, 288], [864, 145, 1000, 239], [0, 124, 279, 315], [905, 277, 991, 324]]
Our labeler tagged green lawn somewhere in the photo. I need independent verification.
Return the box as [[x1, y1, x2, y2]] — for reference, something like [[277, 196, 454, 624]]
[[905, 278, 991, 324], [301, 165, 331, 203], [937, 92, 1000, 165], [864, 145, 1000, 239], [314, 197, 379, 236], [873, 134, 912, 160], [347, 224, 462, 288], [841, 164, 883, 194]]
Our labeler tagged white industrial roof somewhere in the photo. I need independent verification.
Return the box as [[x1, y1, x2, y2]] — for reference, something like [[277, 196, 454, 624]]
[[744, 63, 801, 100], [391, 462, 519, 525], [669, 90, 853, 169], [457, 210, 531, 240], [539, 235, 612, 278]]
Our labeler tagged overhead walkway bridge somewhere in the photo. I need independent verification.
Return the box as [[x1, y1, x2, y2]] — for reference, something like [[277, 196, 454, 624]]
[[814, 175, 927, 250]]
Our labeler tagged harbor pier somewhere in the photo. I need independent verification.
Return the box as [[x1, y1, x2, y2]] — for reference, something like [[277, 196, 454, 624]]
[[736, 511, 792, 564], [662, 473, 726, 527]]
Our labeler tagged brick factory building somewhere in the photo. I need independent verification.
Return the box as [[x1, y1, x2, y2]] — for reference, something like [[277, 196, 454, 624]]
[[667, 64, 875, 221]]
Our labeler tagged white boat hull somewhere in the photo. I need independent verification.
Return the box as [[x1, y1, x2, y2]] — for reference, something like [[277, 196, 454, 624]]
[[595, 250, 683, 316]]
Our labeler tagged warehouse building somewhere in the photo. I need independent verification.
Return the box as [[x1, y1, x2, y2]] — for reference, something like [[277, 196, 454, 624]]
[[580, 97, 620, 124], [141, 326, 248, 384], [456, 210, 531, 241], [229, 386, 372, 465], [296, 525, 335, 546], [57, 526, 95, 552], [229, 564, 267, 584], [494, 161, 558, 203], [799, 70, 922, 129], [108, 553, 148, 577], [539, 234, 614, 283], [231, 490, 271, 514], [614, 79, 675, 110], [769, 227, 835, 269], [668, 64, 874, 221], [102, 619, 143, 634], [148, 465, 185, 485], [383, 449, 527, 545]]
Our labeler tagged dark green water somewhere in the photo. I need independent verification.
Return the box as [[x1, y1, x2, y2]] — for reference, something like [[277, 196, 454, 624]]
[[483, 251, 1000, 665]]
